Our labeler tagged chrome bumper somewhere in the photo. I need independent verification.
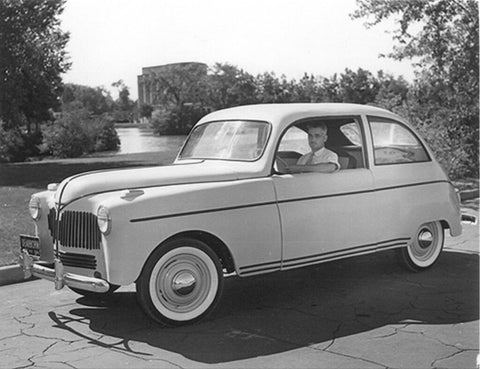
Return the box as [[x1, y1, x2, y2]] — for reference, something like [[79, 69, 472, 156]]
[[19, 250, 109, 293], [461, 213, 477, 224]]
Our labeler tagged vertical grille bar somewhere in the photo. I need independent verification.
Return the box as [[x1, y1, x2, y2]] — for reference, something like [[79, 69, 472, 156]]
[[86, 212, 90, 249], [47, 210, 101, 250], [74, 212, 79, 248], [80, 212, 84, 248], [68, 212, 73, 246]]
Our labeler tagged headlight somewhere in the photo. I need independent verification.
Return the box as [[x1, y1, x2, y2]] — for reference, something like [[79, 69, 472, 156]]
[[28, 196, 42, 220], [97, 205, 112, 235]]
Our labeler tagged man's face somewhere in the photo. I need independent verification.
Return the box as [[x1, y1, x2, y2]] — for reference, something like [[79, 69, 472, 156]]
[[307, 126, 327, 152]]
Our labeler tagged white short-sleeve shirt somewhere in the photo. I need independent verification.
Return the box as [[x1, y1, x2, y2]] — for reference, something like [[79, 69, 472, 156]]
[[297, 147, 340, 170]]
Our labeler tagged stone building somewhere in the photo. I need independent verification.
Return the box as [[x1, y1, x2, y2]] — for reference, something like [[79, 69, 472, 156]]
[[137, 62, 208, 107]]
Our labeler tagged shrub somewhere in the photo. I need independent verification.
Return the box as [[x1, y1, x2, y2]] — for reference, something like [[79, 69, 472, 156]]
[[41, 110, 119, 158], [139, 104, 154, 119], [0, 126, 26, 162], [150, 108, 171, 135], [95, 120, 120, 151], [151, 104, 208, 135], [390, 101, 477, 180], [0, 125, 43, 162]]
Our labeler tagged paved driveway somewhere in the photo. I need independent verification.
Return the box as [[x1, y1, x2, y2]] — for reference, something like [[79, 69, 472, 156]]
[[1, 220, 478, 369]]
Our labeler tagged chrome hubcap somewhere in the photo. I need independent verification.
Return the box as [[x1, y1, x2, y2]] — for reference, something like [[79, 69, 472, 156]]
[[410, 223, 440, 262], [172, 271, 197, 296], [418, 229, 433, 249], [153, 252, 213, 315]]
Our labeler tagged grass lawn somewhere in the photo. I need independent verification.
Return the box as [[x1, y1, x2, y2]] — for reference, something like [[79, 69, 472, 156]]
[[0, 150, 478, 267], [0, 151, 178, 267]]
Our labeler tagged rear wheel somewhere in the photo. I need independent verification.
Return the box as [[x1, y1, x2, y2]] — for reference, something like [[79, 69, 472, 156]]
[[398, 221, 444, 272], [136, 238, 224, 326]]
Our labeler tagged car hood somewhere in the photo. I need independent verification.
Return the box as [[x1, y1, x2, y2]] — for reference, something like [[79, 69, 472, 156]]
[[55, 160, 255, 205]]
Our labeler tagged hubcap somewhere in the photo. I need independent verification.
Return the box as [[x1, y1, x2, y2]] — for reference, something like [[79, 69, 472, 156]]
[[172, 271, 197, 296], [409, 222, 442, 263], [418, 229, 433, 249]]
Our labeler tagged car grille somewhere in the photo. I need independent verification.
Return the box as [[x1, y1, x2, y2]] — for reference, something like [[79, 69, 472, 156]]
[[48, 208, 101, 250], [59, 251, 97, 269]]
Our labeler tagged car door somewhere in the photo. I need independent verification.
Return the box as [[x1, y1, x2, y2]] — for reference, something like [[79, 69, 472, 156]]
[[367, 115, 444, 243], [272, 117, 379, 270]]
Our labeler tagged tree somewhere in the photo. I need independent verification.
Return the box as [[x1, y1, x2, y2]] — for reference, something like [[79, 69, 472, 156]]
[[0, 0, 70, 132], [291, 74, 323, 103], [139, 104, 154, 119], [352, 0, 478, 75], [337, 68, 380, 104], [61, 83, 114, 115], [352, 0, 479, 178], [254, 72, 292, 103], [374, 71, 410, 110], [111, 79, 135, 122], [147, 63, 209, 108], [207, 63, 257, 109], [112, 79, 134, 111]]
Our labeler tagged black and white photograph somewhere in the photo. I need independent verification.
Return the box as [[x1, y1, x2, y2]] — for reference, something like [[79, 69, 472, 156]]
[[0, 0, 478, 368]]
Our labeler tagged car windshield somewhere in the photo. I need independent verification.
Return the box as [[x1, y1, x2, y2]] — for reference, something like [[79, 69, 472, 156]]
[[179, 120, 270, 161]]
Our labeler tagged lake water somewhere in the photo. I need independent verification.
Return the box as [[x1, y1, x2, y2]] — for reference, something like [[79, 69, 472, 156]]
[[116, 127, 187, 155]]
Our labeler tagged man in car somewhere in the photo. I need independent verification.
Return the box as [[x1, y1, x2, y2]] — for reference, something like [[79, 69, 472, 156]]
[[286, 123, 340, 173]]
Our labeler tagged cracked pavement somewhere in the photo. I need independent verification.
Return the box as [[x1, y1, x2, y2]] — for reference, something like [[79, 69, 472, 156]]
[[1, 218, 478, 369]]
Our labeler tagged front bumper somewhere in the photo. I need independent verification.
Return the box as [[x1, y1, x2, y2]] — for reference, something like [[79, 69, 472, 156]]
[[19, 250, 109, 293], [461, 213, 477, 224]]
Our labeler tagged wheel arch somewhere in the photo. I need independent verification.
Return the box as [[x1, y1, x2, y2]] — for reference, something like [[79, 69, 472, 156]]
[[439, 218, 461, 237], [141, 230, 236, 278], [440, 219, 449, 230]]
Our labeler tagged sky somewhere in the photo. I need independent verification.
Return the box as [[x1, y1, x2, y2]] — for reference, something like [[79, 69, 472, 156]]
[[60, 0, 416, 100]]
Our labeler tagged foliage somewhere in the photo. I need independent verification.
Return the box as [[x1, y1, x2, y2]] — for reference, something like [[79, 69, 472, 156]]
[[352, 0, 479, 178], [96, 120, 120, 151], [207, 63, 257, 109], [112, 79, 135, 113], [146, 63, 209, 108], [0, 0, 70, 132], [146, 63, 411, 134], [151, 104, 209, 135], [61, 83, 114, 115], [0, 123, 43, 162], [41, 110, 119, 158], [0, 126, 26, 162], [291, 74, 324, 102], [139, 104, 154, 119]]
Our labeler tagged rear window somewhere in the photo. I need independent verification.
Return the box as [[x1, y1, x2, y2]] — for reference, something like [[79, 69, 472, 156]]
[[368, 117, 430, 165]]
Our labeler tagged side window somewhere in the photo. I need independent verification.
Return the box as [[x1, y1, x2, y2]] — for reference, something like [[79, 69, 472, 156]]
[[278, 126, 310, 154], [369, 117, 430, 165], [340, 123, 362, 146], [276, 117, 366, 170]]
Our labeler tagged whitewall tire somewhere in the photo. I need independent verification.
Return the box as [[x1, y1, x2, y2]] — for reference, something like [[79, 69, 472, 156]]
[[398, 221, 444, 271], [136, 238, 224, 326]]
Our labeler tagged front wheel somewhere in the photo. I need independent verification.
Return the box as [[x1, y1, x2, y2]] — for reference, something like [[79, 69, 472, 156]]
[[136, 238, 224, 326], [398, 221, 444, 272]]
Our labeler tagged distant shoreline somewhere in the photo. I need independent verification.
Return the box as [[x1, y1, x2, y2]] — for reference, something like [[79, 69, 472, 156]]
[[114, 122, 151, 129]]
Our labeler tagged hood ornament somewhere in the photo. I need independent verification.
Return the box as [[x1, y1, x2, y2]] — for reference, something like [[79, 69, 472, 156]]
[[121, 189, 145, 201]]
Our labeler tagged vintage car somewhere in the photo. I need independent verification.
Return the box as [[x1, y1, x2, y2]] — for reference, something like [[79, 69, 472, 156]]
[[20, 103, 462, 326]]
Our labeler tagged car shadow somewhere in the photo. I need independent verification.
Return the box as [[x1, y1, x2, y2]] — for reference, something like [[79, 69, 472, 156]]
[[49, 250, 478, 364]]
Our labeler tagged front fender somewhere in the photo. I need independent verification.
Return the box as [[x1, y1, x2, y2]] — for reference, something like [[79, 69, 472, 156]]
[[92, 178, 281, 285]]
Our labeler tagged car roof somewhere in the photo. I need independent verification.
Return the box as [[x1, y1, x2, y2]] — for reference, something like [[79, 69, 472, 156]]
[[197, 103, 402, 127]]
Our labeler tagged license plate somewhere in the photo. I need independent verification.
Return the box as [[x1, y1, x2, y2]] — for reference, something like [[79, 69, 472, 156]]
[[20, 234, 40, 257]]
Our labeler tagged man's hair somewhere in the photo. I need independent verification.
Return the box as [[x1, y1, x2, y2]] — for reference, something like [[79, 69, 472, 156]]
[[306, 122, 328, 133]]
